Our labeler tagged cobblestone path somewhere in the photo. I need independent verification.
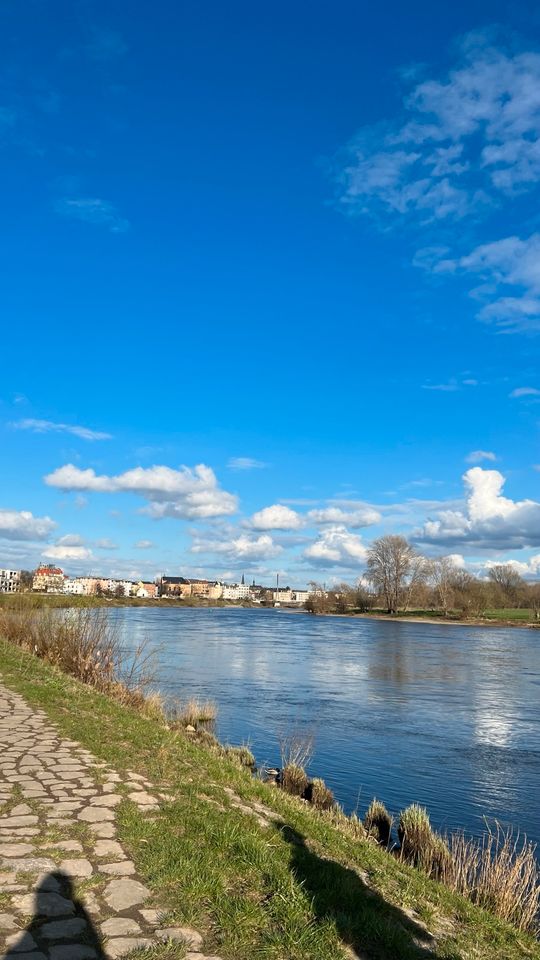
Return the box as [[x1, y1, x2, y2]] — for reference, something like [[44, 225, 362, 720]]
[[0, 681, 222, 960]]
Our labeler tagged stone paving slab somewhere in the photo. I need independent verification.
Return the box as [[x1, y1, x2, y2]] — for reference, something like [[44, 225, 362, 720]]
[[0, 678, 223, 960]]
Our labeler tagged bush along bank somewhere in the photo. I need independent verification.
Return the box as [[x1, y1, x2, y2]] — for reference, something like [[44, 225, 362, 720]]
[[0, 605, 539, 954]]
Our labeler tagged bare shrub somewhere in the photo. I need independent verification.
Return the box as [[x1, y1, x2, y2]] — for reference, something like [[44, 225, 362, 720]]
[[0, 604, 161, 716], [364, 798, 393, 847], [278, 730, 314, 770]]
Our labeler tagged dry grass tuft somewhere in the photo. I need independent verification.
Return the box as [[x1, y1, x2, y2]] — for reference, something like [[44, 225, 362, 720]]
[[310, 777, 335, 811], [223, 744, 256, 768], [281, 763, 309, 797], [174, 697, 218, 726], [444, 824, 540, 933], [364, 798, 393, 847], [398, 804, 434, 866]]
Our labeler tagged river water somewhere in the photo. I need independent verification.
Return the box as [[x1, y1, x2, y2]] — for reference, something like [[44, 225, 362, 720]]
[[109, 606, 540, 846]]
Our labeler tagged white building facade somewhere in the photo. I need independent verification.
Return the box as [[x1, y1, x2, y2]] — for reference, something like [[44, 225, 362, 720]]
[[222, 582, 251, 600], [0, 569, 21, 593]]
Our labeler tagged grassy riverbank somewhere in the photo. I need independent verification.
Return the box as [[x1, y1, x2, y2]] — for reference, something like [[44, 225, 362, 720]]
[[0, 640, 538, 959]]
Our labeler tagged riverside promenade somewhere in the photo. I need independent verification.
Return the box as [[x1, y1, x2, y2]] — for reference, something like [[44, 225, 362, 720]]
[[0, 679, 221, 960]]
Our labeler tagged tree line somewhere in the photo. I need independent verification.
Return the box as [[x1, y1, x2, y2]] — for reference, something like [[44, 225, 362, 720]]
[[306, 535, 540, 619]]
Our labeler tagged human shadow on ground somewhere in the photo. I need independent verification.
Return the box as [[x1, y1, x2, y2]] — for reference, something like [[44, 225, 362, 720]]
[[280, 824, 443, 960], [3, 870, 106, 958]]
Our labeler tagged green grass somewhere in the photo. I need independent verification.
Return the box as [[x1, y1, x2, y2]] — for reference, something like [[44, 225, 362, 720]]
[[0, 639, 539, 960], [483, 608, 534, 621], [355, 607, 538, 625]]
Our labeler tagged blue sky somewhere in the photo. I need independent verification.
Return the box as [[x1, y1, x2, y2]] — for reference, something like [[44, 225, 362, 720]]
[[2, 0, 540, 585]]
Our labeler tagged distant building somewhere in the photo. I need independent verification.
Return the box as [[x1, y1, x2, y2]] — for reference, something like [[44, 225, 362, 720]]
[[161, 576, 192, 598], [161, 576, 222, 599], [0, 569, 21, 593], [33, 565, 65, 593], [63, 578, 86, 595], [272, 587, 310, 604], [135, 581, 159, 599], [222, 582, 251, 601]]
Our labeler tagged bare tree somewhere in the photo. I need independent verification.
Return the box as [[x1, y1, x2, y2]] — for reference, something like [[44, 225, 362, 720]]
[[366, 535, 426, 614], [430, 556, 458, 617], [487, 564, 525, 607]]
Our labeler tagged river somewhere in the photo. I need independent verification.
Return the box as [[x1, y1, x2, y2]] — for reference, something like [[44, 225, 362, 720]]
[[109, 605, 540, 846]]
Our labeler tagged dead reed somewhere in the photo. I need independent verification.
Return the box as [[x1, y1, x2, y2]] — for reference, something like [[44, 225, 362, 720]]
[[0, 602, 161, 718]]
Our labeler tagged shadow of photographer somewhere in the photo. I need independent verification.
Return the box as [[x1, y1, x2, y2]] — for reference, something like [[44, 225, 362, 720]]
[[4, 870, 106, 958], [280, 824, 441, 959]]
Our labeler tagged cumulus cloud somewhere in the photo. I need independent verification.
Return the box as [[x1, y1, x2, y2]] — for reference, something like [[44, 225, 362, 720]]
[[307, 505, 381, 527], [42, 544, 93, 561], [249, 504, 303, 531], [335, 34, 540, 225], [134, 540, 154, 549], [227, 457, 268, 470], [417, 467, 540, 548], [0, 509, 56, 541], [192, 531, 282, 562], [485, 554, 540, 578], [304, 525, 368, 567], [465, 450, 497, 463], [12, 419, 112, 441], [56, 198, 129, 233], [44, 463, 238, 520]]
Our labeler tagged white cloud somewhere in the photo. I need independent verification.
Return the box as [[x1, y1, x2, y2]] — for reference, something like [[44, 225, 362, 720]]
[[304, 525, 368, 567], [43, 544, 93, 561], [422, 378, 478, 392], [95, 538, 118, 550], [307, 506, 381, 527], [432, 234, 540, 333], [418, 467, 540, 548], [465, 450, 497, 463], [227, 457, 268, 470], [484, 554, 540, 578], [44, 463, 238, 520], [250, 504, 303, 531], [192, 531, 282, 562], [509, 386, 540, 398], [12, 419, 112, 441], [56, 198, 129, 233], [134, 540, 154, 549], [445, 553, 466, 569], [336, 35, 540, 225], [0, 509, 56, 541], [56, 534, 84, 547]]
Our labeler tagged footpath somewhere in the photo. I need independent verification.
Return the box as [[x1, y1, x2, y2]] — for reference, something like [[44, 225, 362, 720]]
[[0, 679, 221, 960]]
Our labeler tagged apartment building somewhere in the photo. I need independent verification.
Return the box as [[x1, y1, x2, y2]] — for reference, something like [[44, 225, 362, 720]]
[[222, 582, 251, 600], [32, 565, 65, 593], [0, 569, 21, 593]]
